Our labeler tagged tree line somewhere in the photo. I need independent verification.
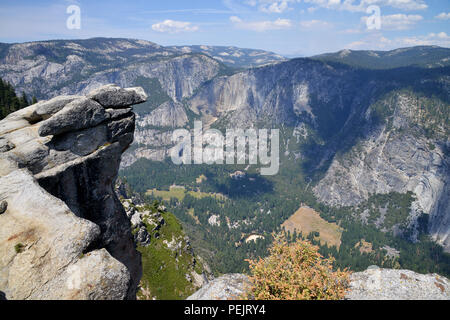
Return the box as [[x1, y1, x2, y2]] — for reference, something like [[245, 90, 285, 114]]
[[0, 77, 37, 120]]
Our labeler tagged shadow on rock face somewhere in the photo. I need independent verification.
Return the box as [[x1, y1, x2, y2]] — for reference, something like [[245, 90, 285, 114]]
[[0, 291, 7, 300]]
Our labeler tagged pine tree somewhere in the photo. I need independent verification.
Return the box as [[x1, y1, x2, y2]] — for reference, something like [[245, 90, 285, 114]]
[[0, 77, 30, 120], [20, 92, 29, 108]]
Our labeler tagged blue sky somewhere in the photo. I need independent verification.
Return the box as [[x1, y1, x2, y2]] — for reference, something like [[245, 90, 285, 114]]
[[0, 0, 449, 56]]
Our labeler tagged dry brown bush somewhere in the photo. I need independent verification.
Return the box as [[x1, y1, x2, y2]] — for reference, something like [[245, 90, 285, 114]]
[[243, 234, 350, 300]]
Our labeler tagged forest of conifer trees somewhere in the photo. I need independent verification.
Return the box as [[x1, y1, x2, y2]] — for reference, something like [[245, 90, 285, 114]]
[[0, 77, 36, 120]]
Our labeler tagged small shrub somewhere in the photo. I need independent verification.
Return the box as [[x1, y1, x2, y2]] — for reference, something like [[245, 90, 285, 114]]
[[242, 234, 350, 300], [14, 243, 25, 253]]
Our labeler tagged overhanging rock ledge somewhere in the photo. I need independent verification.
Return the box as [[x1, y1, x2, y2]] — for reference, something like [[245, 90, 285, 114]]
[[0, 84, 146, 300]]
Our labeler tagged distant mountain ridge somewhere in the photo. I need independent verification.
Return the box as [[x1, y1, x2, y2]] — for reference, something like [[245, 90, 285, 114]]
[[167, 45, 286, 68], [0, 38, 225, 101], [312, 46, 450, 69], [0, 37, 285, 72]]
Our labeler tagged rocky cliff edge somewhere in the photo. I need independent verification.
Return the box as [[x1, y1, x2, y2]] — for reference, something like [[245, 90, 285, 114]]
[[0, 84, 146, 300], [188, 267, 450, 300]]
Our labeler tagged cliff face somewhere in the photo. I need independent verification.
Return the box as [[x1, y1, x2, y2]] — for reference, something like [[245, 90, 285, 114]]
[[0, 84, 146, 300], [313, 91, 450, 247], [186, 59, 450, 251]]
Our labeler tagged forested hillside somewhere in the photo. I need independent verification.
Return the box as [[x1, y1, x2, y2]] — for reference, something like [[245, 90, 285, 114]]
[[121, 155, 450, 278], [0, 78, 35, 120]]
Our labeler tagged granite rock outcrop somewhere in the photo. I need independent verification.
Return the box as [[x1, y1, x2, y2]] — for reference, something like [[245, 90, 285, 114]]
[[0, 84, 146, 300]]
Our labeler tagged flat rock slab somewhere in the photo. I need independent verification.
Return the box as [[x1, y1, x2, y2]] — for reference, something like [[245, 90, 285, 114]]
[[187, 274, 250, 300], [88, 84, 147, 108], [38, 98, 107, 137], [346, 266, 450, 300], [32, 95, 82, 120]]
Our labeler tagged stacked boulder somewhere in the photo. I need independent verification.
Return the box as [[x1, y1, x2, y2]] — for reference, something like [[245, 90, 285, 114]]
[[0, 85, 146, 300]]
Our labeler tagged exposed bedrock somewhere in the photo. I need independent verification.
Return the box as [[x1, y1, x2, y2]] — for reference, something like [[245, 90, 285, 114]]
[[188, 268, 450, 300], [0, 84, 146, 299]]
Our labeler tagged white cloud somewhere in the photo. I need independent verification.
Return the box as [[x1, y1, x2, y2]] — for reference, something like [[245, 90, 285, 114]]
[[299, 19, 332, 29], [304, 0, 428, 12], [240, 0, 427, 14], [244, 0, 258, 6], [230, 16, 292, 31], [346, 32, 450, 50], [397, 32, 450, 47], [151, 20, 199, 34], [261, 1, 290, 13], [347, 35, 393, 49], [346, 13, 423, 34], [361, 14, 423, 31], [428, 32, 449, 39], [435, 12, 450, 20], [243, 0, 300, 13]]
